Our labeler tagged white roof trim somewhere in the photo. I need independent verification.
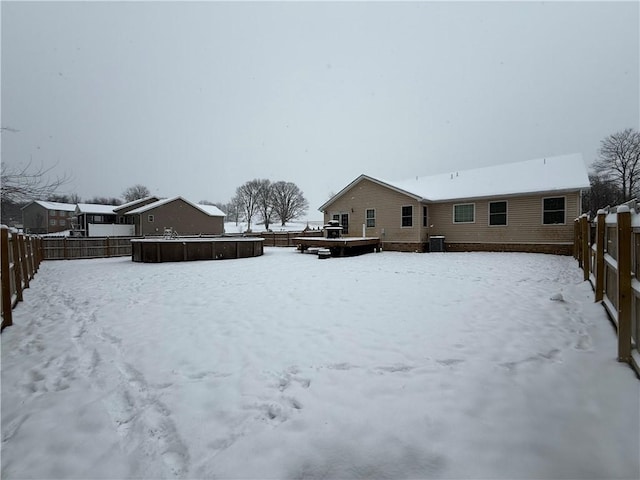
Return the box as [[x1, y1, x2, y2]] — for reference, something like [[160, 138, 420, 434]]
[[22, 200, 76, 211], [125, 196, 225, 217], [319, 174, 423, 212], [75, 203, 117, 214]]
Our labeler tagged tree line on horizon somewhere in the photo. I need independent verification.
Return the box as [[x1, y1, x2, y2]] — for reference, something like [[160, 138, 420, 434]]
[[0, 164, 309, 231], [2, 129, 639, 228]]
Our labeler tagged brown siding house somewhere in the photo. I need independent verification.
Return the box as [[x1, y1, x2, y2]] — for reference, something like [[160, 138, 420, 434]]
[[125, 196, 225, 236], [112, 196, 161, 225], [319, 154, 590, 254], [21, 201, 76, 234]]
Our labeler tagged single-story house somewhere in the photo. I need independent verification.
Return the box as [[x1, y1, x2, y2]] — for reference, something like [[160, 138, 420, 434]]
[[22, 201, 76, 234], [124, 196, 226, 236], [319, 153, 590, 254]]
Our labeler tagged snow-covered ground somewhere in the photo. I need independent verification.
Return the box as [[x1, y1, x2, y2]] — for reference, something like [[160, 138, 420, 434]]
[[1, 248, 638, 479], [224, 220, 324, 234]]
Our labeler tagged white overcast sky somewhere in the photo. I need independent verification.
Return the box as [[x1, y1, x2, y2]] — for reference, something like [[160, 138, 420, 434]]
[[2, 1, 639, 219]]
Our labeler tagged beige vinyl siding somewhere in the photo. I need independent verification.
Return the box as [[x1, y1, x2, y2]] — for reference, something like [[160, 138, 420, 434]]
[[323, 178, 423, 243], [429, 191, 581, 244]]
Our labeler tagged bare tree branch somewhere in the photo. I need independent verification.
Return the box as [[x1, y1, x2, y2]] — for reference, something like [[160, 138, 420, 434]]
[[122, 184, 151, 203], [592, 128, 640, 201], [1, 159, 71, 203]]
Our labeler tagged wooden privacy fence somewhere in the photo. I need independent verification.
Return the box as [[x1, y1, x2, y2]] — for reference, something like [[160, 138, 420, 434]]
[[575, 205, 640, 376], [258, 230, 322, 247], [42, 237, 134, 260], [1, 226, 43, 331]]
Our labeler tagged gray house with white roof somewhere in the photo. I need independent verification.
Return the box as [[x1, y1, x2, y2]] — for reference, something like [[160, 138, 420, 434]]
[[319, 153, 590, 254], [22, 200, 76, 234]]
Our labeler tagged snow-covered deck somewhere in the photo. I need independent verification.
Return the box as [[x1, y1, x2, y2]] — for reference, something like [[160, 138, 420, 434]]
[[294, 236, 381, 256]]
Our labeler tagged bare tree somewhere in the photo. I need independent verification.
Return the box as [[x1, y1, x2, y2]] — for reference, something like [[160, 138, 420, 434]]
[[271, 181, 309, 226], [255, 179, 274, 230], [582, 173, 622, 215], [122, 184, 151, 203], [47, 192, 83, 204], [226, 196, 243, 226], [593, 129, 640, 202], [86, 196, 122, 206], [235, 179, 264, 231], [1, 159, 71, 203]]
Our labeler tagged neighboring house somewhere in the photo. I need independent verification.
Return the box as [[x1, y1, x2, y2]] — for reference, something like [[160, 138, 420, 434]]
[[319, 153, 590, 254], [124, 196, 225, 236], [22, 201, 76, 234], [73, 203, 129, 237], [112, 196, 161, 225]]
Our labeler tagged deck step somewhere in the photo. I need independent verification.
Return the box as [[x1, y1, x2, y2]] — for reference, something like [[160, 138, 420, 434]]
[[317, 248, 331, 259]]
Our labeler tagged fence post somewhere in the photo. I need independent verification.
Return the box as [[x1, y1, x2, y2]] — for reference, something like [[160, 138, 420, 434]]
[[594, 210, 606, 302], [573, 218, 580, 264], [580, 215, 589, 281], [36, 237, 43, 268], [616, 205, 632, 362], [64, 237, 68, 259], [1, 227, 13, 330], [105, 237, 111, 257], [18, 235, 30, 289], [25, 236, 34, 280], [11, 232, 23, 303]]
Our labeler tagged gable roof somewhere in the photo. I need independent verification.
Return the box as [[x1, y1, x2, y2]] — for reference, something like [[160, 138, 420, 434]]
[[113, 196, 161, 212], [319, 174, 423, 212], [75, 203, 117, 214], [22, 200, 76, 212], [320, 153, 590, 210], [125, 196, 225, 217]]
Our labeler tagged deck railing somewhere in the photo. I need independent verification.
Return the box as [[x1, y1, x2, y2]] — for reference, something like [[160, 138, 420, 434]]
[[575, 205, 640, 376], [1, 226, 43, 331]]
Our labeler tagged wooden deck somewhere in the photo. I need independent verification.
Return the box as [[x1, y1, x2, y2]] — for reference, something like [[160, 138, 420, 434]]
[[294, 237, 381, 257]]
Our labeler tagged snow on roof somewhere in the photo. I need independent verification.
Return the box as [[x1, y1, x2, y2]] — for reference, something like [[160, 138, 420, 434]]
[[112, 196, 161, 211], [125, 196, 226, 217], [24, 200, 76, 211], [198, 204, 226, 217], [75, 203, 117, 214], [384, 153, 590, 202]]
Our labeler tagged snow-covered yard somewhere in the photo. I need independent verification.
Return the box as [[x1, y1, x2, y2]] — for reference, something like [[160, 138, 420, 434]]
[[1, 248, 638, 479]]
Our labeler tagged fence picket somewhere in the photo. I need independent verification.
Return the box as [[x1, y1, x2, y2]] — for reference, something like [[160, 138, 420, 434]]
[[575, 206, 639, 377], [1, 227, 13, 330], [595, 211, 605, 302], [617, 207, 632, 362]]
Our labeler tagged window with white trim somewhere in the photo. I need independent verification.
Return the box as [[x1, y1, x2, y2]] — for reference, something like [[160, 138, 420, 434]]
[[148, 214, 155, 223], [489, 201, 507, 226], [366, 209, 375, 228], [422, 206, 428, 227], [50, 219, 56, 226], [401, 206, 413, 227], [454, 203, 475, 223], [543, 197, 565, 224], [332, 213, 348, 234]]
